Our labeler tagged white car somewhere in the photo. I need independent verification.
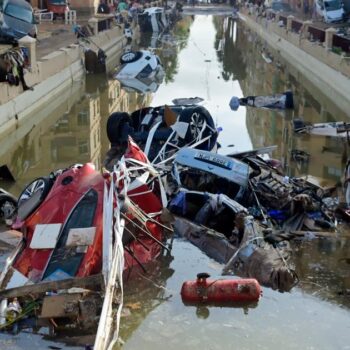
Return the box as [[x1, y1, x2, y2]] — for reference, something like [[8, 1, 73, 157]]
[[117, 75, 164, 94], [115, 50, 164, 80], [316, 0, 345, 23], [138, 7, 168, 32]]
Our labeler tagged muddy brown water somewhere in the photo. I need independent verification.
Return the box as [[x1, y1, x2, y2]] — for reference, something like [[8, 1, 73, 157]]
[[0, 14, 350, 349]]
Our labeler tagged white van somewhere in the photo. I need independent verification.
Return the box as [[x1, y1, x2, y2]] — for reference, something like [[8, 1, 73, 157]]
[[316, 0, 345, 23]]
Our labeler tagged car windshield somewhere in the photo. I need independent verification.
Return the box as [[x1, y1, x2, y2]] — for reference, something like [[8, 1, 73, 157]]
[[324, 0, 341, 11], [4, 3, 33, 23]]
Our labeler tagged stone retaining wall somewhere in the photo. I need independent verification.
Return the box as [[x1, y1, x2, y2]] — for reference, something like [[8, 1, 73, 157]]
[[240, 7, 350, 117]]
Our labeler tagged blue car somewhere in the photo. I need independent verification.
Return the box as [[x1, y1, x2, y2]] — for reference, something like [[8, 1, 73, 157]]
[[0, 0, 37, 43]]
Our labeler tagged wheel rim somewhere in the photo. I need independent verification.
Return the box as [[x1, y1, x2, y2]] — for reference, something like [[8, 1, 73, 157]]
[[0, 200, 16, 218], [19, 179, 46, 205], [189, 112, 204, 140], [122, 52, 136, 62]]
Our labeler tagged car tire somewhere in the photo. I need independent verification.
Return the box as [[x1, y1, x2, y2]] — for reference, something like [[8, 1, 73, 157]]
[[17, 176, 54, 220], [107, 112, 132, 146], [178, 106, 217, 150], [0, 194, 17, 220], [120, 51, 142, 64]]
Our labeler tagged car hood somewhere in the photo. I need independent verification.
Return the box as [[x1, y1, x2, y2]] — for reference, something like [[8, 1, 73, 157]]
[[326, 9, 343, 19], [3, 14, 35, 39]]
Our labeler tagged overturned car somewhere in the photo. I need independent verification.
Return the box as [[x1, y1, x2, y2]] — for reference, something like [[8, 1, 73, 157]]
[[115, 50, 164, 81], [105, 104, 218, 167], [138, 7, 168, 32]]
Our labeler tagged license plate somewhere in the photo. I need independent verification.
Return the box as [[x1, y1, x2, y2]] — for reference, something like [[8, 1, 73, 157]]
[[194, 152, 232, 170]]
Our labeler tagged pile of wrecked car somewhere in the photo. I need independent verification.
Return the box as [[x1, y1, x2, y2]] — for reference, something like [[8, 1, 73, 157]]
[[0, 90, 346, 348]]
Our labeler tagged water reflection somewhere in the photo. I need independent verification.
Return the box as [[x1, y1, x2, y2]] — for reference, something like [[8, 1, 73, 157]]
[[118, 252, 175, 348], [294, 238, 350, 308], [220, 22, 350, 180]]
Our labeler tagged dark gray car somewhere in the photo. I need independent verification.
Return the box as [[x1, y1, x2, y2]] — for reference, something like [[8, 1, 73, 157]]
[[0, 0, 37, 42]]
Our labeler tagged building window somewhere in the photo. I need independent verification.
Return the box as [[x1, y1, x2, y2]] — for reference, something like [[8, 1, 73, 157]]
[[77, 111, 89, 126], [78, 140, 89, 155]]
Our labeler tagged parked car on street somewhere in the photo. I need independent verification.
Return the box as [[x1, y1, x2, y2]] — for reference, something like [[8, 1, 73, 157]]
[[0, 0, 37, 42], [44, 0, 69, 19]]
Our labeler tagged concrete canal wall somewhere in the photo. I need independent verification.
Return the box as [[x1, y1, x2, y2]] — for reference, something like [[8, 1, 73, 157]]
[[239, 9, 350, 117], [0, 27, 125, 138], [0, 1, 161, 138]]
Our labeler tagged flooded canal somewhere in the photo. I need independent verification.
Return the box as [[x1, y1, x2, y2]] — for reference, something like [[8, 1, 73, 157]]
[[0, 14, 350, 349]]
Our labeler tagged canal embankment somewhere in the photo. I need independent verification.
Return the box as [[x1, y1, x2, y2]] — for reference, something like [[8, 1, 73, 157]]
[[0, 3, 159, 139], [239, 6, 350, 117]]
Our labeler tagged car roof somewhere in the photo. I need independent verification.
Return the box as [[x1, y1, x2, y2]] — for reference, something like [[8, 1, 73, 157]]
[[4, 0, 33, 10]]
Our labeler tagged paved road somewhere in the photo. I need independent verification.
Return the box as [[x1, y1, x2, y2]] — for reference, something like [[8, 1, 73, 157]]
[[1, 18, 88, 59]]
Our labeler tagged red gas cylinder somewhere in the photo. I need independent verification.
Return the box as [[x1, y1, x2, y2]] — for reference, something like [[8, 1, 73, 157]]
[[181, 273, 262, 304]]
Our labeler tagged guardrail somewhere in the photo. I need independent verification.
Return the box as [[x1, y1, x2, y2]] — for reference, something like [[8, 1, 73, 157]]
[[34, 10, 54, 22], [241, 4, 350, 78], [279, 15, 287, 26], [333, 34, 350, 53], [308, 25, 325, 43], [291, 19, 303, 33]]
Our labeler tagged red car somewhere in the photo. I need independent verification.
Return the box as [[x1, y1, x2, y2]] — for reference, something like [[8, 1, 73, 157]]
[[1, 140, 164, 289], [46, 0, 70, 19]]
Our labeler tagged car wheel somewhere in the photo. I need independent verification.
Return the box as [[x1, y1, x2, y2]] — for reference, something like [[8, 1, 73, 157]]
[[17, 176, 53, 220], [107, 112, 132, 146], [0, 194, 17, 220], [178, 106, 217, 149], [120, 51, 142, 64]]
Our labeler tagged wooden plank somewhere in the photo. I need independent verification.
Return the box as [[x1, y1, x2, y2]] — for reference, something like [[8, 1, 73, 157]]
[[40, 294, 81, 318], [0, 274, 104, 299]]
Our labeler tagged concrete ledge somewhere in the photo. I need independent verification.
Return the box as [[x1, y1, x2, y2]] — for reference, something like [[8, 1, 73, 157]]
[[0, 12, 137, 135], [0, 60, 84, 136]]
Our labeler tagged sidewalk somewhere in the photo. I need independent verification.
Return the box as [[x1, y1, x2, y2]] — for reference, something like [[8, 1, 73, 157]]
[[36, 18, 90, 59]]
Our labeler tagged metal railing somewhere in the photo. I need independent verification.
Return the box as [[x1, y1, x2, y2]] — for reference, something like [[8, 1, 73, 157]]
[[279, 15, 287, 26], [291, 19, 303, 33], [308, 26, 325, 42], [333, 34, 350, 53]]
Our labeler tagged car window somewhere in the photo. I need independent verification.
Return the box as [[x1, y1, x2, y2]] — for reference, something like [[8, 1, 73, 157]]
[[324, 0, 341, 10], [4, 3, 33, 23]]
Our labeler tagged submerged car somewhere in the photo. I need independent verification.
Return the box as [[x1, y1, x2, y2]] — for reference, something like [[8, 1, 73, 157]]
[[169, 147, 336, 232], [0, 0, 37, 42], [115, 50, 164, 84], [105, 104, 218, 167], [170, 147, 250, 202], [0, 141, 165, 291], [169, 190, 298, 291], [138, 7, 168, 32], [114, 50, 164, 94]]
